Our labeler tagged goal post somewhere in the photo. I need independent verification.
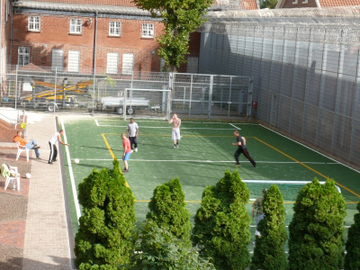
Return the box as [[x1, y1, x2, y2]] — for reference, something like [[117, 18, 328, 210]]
[[123, 88, 171, 121]]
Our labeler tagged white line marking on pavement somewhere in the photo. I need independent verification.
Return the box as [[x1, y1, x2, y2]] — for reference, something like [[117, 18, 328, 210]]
[[229, 123, 241, 130]]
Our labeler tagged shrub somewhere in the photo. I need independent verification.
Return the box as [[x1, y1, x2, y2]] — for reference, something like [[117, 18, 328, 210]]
[[251, 185, 287, 270], [192, 170, 251, 270], [129, 225, 215, 269], [74, 159, 136, 269], [345, 202, 360, 270], [288, 178, 346, 270], [146, 177, 192, 248]]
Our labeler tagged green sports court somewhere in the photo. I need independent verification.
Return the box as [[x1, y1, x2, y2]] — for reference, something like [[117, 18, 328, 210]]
[[60, 116, 360, 245]]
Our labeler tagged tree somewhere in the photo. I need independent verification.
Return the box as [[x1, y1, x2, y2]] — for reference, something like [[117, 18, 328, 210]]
[[251, 185, 287, 270], [74, 159, 136, 269], [192, 170, 251, 270], [260, 0, 278, 9], [345, 202, 360, 270], [133, 0, 212, 71], [288, 178, 346, 270], [146, 177, 192, 248], [129, 225, 215, 269]]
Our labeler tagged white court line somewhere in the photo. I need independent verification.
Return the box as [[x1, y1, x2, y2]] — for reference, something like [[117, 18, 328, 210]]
[[61, 119, 81, 225], [259, 124, 360, 174], [94, 124, 235, 130], [229, 123, 241, 130], [95, 119, 99, 126], [95, 118, 258, 125], [75, 158, 338, 165]]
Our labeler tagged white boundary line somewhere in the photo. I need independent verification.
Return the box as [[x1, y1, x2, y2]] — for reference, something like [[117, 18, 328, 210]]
[[61, 119, 81, 225], [94, 124, 235, 130], [259, 124, 360, 174], [74, 158, 338, 165], [95, 119, 99, 126], [229, 123, 241, 130], [95, 119, 258, 125]]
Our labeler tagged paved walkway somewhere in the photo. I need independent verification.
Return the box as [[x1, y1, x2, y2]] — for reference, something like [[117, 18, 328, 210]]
[[1, 113, 73, 270]]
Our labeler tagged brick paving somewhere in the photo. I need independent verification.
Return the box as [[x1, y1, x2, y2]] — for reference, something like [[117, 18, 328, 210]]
[[0, 113, 72, 270]]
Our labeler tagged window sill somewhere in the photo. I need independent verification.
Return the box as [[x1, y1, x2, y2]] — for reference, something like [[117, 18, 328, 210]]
[[108, 35, 121, 38], [141, 37, 154, 40], [28, 30, 40, 33], [69, 33, 82, 36]]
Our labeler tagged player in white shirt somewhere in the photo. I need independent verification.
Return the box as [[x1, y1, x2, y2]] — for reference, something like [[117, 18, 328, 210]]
[[126, 118, 139, 152], [169, 113, 181, 149], [48, 130, 69, 164]]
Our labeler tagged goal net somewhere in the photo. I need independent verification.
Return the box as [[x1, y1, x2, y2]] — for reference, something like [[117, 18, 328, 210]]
[[120, 88, 171, 120]]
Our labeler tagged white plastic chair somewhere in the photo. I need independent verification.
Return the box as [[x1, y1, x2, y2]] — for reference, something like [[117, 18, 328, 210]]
[[15, 141, 29, 161], [1, 164, 20, 191]]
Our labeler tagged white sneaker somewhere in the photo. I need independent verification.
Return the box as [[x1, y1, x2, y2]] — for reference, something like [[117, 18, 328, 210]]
[[135, 148, 138, 152]]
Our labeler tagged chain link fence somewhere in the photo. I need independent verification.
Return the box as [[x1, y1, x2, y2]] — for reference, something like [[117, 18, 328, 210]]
[[0, 66, 252, 120], [198, 7, 360, 169]]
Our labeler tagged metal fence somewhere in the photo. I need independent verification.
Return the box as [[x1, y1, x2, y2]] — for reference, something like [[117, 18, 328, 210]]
[[198, 7, 360, 169], [0, 66, 252, 120]]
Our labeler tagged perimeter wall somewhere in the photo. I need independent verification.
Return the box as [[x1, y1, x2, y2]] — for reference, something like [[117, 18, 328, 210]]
[[198, 7, 360, 168]]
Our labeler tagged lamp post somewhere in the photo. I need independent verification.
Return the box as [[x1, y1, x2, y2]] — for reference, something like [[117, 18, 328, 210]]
[[62, 77, 68, 108]]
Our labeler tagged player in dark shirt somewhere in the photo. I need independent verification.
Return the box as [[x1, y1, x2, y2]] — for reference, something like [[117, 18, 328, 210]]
[[232, 130, 256, 167]]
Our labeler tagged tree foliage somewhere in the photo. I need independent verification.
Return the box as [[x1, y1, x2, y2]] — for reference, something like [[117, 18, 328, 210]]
[[133, 0, 212, 71], [129, 225, 215, 269], [192, 170, 251, 270], [288, 178, 346, 270], [146, 177, 192, 248], [260, 0, 278, 9], [74, 159, 136, 269], [251, 185, 287, 270], [345, 202, 360, 270]]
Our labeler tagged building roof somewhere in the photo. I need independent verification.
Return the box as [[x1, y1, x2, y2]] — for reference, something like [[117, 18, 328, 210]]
[[13, 1, 152, 15], [276, 0, 360, 8]]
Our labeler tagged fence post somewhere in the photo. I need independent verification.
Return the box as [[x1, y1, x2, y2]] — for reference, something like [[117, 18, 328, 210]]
[[208, 75, 213, 119], [54, 67, 57, 113], [247, 78, 253, 121]]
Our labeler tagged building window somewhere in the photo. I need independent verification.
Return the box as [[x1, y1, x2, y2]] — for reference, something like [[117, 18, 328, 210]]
[[28, 16, 40, 31], [106, 53, 118, 74], [70, 19, 82, 34], [302, 0, 308, 3], [122, 53, 134, 75], [142, 23, 154, 38], [292, 0, 298, 3], [18, 47, 30, 66], [52, 49, 64, 71], [68, 50, 80, 72], [109, 22, 121, 37]]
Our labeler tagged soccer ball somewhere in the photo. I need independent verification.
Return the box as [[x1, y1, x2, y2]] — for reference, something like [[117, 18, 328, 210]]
[[26, 173, 31, 179], [74, 159, 80, 164]]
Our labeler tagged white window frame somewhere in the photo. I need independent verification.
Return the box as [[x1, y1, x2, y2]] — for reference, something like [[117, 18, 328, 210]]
[[106, 52, 118, 74], [70, 19, 82, 34], [28, 16, 41, 32], [18, 47, 30, 67], [292, 0, 298, 3], [142, 23, 154, 38], [68, 50, 80, 73], [122, 53, 134, 75], [302, 0, 308, 3], [51, 49, 64, 72], [109, 21, 121, 37]]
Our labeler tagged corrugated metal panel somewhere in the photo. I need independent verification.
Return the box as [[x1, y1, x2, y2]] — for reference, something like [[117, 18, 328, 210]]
[[68, 50, 79, 73], [52, 49, 64, 72], [106, 52, 118, 74]]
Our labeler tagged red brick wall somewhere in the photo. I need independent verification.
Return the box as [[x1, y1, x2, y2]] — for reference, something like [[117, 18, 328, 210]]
[[11, 13, 165, 73], [0, 116, 26, 143]]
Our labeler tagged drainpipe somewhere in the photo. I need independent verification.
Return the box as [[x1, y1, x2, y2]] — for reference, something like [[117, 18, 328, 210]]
[[91, 11, 98, 115]]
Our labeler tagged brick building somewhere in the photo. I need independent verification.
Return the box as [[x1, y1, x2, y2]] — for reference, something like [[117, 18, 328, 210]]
[[3, 0, 260, 79], [0, 0, 12, 84], [275, 0, 360, 8]]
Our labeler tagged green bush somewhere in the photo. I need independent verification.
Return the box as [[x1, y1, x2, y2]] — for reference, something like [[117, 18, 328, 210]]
[[251, 185, 287, 270], [146, 177, 192, 248], [129, 225, 215, 269], [288, 178, 346, 270], [345, 202, 360, 270], [74, 159, 136, 269], [192, 170, 251, 270]]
